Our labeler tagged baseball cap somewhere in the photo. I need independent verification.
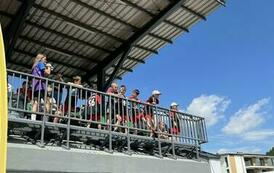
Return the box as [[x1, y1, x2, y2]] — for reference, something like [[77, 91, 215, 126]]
[[152, 90, 161, 95], [170, 102, 179, 107]]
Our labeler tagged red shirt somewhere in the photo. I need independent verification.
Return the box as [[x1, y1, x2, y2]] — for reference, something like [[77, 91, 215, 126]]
[[129, 95, 141, 102]]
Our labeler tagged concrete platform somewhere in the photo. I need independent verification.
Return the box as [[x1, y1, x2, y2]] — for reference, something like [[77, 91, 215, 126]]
[[7, 143, 211, 173]]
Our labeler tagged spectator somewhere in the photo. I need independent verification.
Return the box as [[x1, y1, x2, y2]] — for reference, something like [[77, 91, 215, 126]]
[[145, 90, 161, 137], [57, 76, 83, 122], [17, 81, 32, 102], [118, 85, 128, 132], [158, 121, 169, 139], [86, 93, 103, 129], [169, 102, 181, 138], [106, 82, 118, 95], [147, 90, 161, 105], [31, 54, 52, 120], [41, 85, 58, 121], [129, 89, 142, 134], [129, 89, 140, 102], [106, 82, 122, 131], [53, 73, 64, 107]]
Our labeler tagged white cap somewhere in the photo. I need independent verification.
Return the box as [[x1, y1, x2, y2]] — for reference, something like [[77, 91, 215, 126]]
[[152, 90, 161, 95], [171, 102, 179, 107]]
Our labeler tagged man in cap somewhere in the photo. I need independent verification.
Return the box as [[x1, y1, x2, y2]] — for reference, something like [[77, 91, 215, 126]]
[[145, 90, 161, 137]]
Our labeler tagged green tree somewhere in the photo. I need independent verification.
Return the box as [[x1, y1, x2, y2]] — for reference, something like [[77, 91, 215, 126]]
[[266, 147, 274, 156]]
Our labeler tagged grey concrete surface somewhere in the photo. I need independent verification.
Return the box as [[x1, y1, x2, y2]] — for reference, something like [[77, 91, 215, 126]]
[[7, 143, 211, 173]]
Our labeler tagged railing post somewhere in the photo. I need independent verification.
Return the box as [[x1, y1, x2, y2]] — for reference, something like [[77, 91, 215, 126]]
[[108, 95, 113, 152], [126, 98, 131, 154], [66, 85, 72, 149], [155, 106, 162, 158], [169, 110, 176, 159], [40, 79, 48, 147]]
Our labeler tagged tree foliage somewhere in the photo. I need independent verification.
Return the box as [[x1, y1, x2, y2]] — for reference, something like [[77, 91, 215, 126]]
[[266, 147, 274, 156]]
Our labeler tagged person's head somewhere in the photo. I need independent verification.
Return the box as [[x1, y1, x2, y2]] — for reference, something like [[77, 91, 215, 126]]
[[119, 85, 126, 95], [159, 121, 165, 130], [32, 53, 46, 69], [73, 76, 81, 85], [111, 82, 118, 92], [47, 85, 53, 96], [22, 81, 27, 87], [131, 89, 140, 98], [56, 73, 63, 81], [170, 102, 179, 110], [45, 63, 53, 75], [152, 90, 161, 99]]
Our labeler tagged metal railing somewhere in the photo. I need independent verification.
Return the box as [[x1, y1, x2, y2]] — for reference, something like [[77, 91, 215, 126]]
[[7, 69, 208, 159]]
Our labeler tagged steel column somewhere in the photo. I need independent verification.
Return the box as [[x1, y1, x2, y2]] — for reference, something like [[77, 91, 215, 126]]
[[4, 0, 34, 60]]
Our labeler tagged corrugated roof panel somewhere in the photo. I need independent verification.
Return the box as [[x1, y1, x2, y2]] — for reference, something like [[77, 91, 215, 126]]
[[2, 0, 224, 82]]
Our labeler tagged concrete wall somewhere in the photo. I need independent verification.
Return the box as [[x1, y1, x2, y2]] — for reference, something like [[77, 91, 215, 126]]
[[7, 143, 211, 173], [234, 156, 247, 173]]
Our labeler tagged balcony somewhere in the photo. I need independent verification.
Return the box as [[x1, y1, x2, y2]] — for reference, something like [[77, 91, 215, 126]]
[[6, 69, 208, 159]]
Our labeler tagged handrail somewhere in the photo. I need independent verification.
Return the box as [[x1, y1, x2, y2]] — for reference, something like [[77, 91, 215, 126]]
[[6, 68, 208, 158]]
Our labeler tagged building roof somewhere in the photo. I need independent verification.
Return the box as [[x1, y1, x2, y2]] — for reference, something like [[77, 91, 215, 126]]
[[0, 0, 225, 88], [218, 152, 274, 158]]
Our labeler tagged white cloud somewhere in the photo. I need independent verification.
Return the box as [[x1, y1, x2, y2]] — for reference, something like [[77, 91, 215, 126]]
[[222, 98, 270, 135], [187, 95, 230, 127], [243, 130, 274, 141]]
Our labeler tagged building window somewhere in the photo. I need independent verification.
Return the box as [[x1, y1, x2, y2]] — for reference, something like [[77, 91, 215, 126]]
[[260, 158, 265, 166], [244, 158, 252, 166]]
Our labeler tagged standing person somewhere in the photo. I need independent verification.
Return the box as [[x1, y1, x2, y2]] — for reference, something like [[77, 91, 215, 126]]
[[54, 76, 82, 123], [129, 89, 142, 134], [106, 82, 118, 95], [118, 85, 128, 132], [106, 82, 121, 131], [53, 73, 64, 107], [169, 102, 181, 140], [31, 54, 52, 120], [145, 90, 161, 137]]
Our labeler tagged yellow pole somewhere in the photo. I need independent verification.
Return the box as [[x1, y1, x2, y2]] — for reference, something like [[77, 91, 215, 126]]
[[0, 24, 8, 173]]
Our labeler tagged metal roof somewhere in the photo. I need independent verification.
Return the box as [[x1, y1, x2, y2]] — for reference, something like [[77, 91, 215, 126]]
[[0, 0, 225, 89]]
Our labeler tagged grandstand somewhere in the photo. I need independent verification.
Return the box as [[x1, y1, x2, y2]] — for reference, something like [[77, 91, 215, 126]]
[[0, 0, 225, 172]]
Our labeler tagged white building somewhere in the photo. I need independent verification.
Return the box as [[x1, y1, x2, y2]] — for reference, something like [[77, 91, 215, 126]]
[[210, 153, 274, 173]]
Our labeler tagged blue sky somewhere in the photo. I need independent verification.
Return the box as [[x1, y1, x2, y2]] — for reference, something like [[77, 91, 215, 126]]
[[120, 0, 274, 154]]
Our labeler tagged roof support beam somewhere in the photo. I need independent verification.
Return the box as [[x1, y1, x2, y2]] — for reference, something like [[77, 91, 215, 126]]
[[164, 21, 189, 32], [103, 46, 132, 91], [134, 45, 158, 54], [127, 57, 145, 64], [181, 5, 206, 21], [33, 4, 124, 43], [83, 0, 187, 82], [148, 33, 173, 44], [19, 35, 100, 64], [4, 0, 34, 60]]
